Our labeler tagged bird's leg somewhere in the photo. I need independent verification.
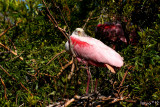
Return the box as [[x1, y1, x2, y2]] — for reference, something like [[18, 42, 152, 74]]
[[94, 67, 99, 93], [90, 67, 94, 93], [86, 65, 91, 94]]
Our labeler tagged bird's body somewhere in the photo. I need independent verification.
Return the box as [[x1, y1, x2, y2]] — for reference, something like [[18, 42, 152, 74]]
[[96, 22, 126, 43], [65, 28, 124, 68], [96, 22, 127, 49], [65, 28, 124, 94]]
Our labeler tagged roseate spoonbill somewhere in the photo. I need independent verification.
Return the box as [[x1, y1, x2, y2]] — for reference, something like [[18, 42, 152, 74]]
[[65, 28, 124, 94], [125, 21, 139, 45], [96, 21, 139, 49], [96, 22, 127, 49]]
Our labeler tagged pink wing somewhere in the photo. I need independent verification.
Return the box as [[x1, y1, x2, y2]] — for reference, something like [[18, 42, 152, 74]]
[[71, 36, 124, 67]]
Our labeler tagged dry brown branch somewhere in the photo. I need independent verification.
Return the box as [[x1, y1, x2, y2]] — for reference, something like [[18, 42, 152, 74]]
[[42, 0, 78, 81], [48, 93, 136, 107], [28, 54, 72, 80], [41, 60, 73, 80], [0, 76, 8, 100], [57, 57, 63, 68], [0, 27, 11, 37], [42, 0, 76, 58], [83, 11, 94, 29], [25, 72, 37, 80], [62, 94, 131, 106], [39, 73, 53, 77], [46, 14, 69, 40], [0, 65, 14, 80], [109, 96, 136, 104], [62, 98, 75, 107], [0, 36, 38, 80], [109, 97, 126, 104], [42, 0, 69, 40], [52, 0, 71, 35], [38, 73, 57, 84], [56, 60, 73, 78], [11, 51, 24, 61], [0, 65, 33, 96], [46, 50, 66, 65], [82, 16, 99, 21], [0, 20, 22, 37], [61, 60, 73, 72], [0, 42, 23, 60], [25, 63, 39, 80], [119, 87, 129, 98], [118, 66, 132, 94], [64, 57, 69, 63], [43, 1, 79, 97], [8, 38, 17, 53], [19, 82, 32, 95], [60, 95, 81, 107], [67, 57, 74, 80]]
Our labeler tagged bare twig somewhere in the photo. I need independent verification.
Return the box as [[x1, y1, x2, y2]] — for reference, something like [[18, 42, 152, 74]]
[[0, 38, 38, 80], [61, 60, 73, 72], [0, 65, 14, 79], [48, 93, 136, 107], [109, 97, 126, 104], [8, 38, 17, 53], [57, 60, 73, 78], [52, 0, 71, 35], [67, 57, 74, 79], [64, 57, 69, 63], [83, 11, 94, 29], [42, 0, 69, 40], [31, 53, 73, 80], [0, 20, 22, 37], [43, 1, 80, 97], [118, 66, 132, 94], [46, 50, 66, 65], [62, 98, 75, 107], [43, 0, 78, 84], [42, 0, 76, 58], [0, 42, 23, 61], [41, 59, 73, 80], [0, 65, 33, 96], [57, 57, 63, 68], [0, 76, 8, 100], [11, 51, 24, 61], [46, 14, 69, 40]]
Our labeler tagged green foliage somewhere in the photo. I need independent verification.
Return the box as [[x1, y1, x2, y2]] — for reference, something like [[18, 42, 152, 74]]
[[0, 0, 160, 106]]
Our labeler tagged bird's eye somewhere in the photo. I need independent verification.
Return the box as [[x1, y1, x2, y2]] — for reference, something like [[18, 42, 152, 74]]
[[78, 31, 80, 35]]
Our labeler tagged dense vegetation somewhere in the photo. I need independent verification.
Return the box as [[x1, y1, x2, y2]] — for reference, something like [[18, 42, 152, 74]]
[[0, 0, 160, 106]]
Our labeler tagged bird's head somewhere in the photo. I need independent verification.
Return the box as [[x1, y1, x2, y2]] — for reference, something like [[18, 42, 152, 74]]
[[72, 28, 88, 37]]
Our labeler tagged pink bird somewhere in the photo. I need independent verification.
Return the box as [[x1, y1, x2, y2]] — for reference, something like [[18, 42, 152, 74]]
[[96, 22, 127, 49], [65, 28, 124, 94]]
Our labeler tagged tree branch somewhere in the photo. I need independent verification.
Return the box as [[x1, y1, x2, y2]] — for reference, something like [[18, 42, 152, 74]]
[[83, 11, 94, 29], [0, 65, 33, 96], [42, 0, 78, 82], [0, 20, 22, 37], [0, 76, 8, 100], [42, 0, 69, 40], [118, 66, 132, 94], [0, 42, 24, 61], [46, 50, 66, 65], [52, 0, 71, 35]]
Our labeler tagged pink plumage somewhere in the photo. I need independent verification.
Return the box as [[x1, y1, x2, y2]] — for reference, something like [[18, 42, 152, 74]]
[[96, 22, 128, 50], [65, 28, 124, 68], [65, 28, 124, 94]]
